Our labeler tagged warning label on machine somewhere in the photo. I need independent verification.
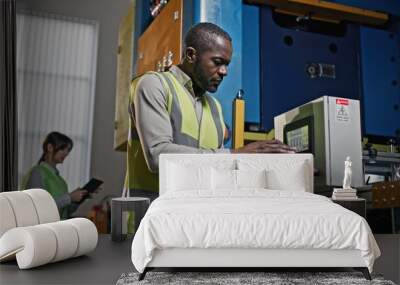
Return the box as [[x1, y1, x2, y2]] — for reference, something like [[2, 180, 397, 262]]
[[336, 98, 350, 122]]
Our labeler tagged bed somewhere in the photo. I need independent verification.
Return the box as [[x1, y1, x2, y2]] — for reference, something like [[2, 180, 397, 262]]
[[131, 154, 380, 280]]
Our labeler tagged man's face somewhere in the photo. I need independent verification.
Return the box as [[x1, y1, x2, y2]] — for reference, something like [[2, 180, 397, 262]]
[[192, 36, 232, 93]]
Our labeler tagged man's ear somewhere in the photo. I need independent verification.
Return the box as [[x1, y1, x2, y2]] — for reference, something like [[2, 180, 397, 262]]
[[185, 47, 197, 63]]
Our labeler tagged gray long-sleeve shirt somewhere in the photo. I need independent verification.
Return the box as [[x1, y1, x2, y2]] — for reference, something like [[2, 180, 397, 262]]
[[25, 163, 71, 210], [131, 65, 229, 173]]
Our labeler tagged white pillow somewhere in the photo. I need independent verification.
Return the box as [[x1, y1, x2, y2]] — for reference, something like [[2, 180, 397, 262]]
[[211, 169, 268, 190], [266, 162, 307, 191], [167, 162, 211, 191], [211, 168, 236, 190], [237, 159, 308, 191], [236, 169, 268, 189]]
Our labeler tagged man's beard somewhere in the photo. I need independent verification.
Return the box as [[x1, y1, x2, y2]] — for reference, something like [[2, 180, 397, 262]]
[[193, 64, 214, 93]]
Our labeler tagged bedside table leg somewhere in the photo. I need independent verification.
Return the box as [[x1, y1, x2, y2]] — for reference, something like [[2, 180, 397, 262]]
[[391, 208, 396, 234]]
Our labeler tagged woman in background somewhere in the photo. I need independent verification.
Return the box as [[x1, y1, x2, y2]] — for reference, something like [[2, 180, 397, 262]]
[[22, 131, 87, 219]]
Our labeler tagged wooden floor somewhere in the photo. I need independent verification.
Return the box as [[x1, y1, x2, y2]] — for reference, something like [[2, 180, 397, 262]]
[[0, 234, 398, 284]]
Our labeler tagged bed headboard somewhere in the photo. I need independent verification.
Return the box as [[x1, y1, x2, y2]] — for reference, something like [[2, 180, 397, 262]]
[[159, 154, 314, 195]]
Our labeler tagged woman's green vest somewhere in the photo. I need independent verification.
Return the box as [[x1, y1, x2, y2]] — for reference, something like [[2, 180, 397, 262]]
[[21, 162, 70, 219], [125, 71, 225, 193]]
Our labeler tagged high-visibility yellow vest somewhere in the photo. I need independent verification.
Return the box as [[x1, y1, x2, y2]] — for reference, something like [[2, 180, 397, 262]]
[[125, 71, 225, 192], [21, 163, 70, 219]]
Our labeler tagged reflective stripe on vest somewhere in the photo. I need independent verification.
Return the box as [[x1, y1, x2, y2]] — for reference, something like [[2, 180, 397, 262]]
[[161, 72, 224, 148], [125, 71, 225, 192]]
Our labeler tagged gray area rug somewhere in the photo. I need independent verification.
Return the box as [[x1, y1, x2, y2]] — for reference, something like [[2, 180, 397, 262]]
[[116, 272, 396, 285]]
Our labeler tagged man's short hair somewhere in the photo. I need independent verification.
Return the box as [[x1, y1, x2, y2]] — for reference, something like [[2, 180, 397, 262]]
[[184, 22, 232, 53]]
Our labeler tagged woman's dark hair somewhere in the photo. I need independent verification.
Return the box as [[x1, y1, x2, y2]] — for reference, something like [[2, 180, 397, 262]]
[[38, 132, 73, 164]]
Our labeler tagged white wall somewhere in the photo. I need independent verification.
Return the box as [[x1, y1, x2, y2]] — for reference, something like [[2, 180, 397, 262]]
[[17, 0, 131, 197]]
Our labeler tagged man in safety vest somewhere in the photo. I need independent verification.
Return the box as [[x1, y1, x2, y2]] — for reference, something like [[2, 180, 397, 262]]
[[126, 22, 295, 200]]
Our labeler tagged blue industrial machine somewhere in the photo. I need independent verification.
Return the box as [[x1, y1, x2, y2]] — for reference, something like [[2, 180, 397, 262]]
[[258, 7, 361, 131], [360, 26, 400, 141], [133, 0, 400, 145]]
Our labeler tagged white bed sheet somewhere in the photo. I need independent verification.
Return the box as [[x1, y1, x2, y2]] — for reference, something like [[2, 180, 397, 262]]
[[131, 190, 380, 273]]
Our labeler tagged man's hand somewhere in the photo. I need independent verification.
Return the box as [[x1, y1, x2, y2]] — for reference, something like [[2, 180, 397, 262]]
[[70, 188, 88, 203], [231, 139, 296, 154]]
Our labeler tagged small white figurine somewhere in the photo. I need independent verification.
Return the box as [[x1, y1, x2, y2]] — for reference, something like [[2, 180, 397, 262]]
[[343, 156, 352, 190]]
